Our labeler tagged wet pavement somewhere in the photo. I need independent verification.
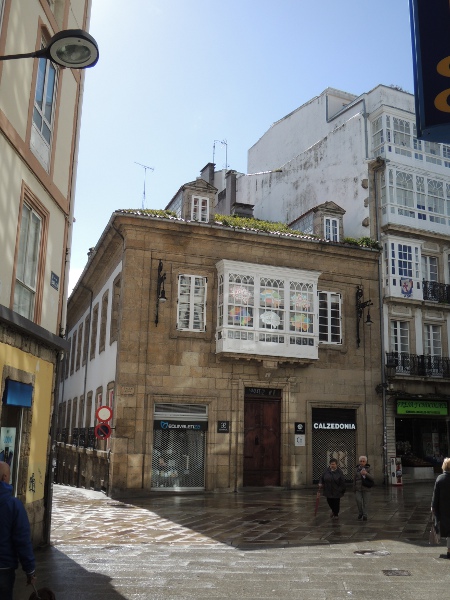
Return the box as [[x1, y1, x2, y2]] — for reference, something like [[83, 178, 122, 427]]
[[15, 482, 450, 600]]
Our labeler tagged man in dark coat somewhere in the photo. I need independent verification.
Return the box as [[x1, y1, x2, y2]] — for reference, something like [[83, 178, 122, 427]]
[[431, 456, 450, 559], [0, 461, 36, 599]]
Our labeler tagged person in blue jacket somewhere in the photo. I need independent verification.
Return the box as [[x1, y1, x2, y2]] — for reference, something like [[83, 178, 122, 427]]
[[0, 461, 36, 600]]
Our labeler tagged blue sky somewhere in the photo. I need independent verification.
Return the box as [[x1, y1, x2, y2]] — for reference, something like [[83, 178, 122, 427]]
[[69, 0, 413, 291]]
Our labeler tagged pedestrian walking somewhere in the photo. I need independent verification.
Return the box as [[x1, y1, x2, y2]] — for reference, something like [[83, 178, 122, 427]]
[[431, 456, 450, 559], [0, 461, 36, 600], [353, 455, 374, 521], [318, 457, 346, 519]]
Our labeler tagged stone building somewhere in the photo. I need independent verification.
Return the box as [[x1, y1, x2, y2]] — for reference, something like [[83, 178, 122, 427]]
[[57, 203, 382, 496], [0, 0, 94, 543]]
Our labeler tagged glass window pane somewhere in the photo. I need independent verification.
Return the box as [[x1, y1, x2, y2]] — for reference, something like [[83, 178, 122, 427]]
[[35, 58, 46, 110], [44, 63, 56, 123]]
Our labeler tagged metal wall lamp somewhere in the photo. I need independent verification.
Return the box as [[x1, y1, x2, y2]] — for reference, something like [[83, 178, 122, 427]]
[[0, 29, 99, 69], [356, 285, 373, 347], [155, 260, 166, 326]]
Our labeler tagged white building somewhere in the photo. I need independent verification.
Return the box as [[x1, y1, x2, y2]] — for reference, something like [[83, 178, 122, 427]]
[[235, 85, 450, 482]]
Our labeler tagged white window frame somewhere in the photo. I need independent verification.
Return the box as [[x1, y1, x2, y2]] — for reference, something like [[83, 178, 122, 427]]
[[177, 274, 207, 332], [425, 324, 442, 357], [13, 203, 42, 320], [216, 260, 321, 359], [421, 256, 438, 282], [390, 320, 410, 354], [31, 48, 58, 171], [318, 291, 342, 344], [324, 217, 339, 242], [191, 196, 209, 222]]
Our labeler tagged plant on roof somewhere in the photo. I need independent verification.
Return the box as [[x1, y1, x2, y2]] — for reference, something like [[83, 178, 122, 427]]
[[213, 214, 317, 237]]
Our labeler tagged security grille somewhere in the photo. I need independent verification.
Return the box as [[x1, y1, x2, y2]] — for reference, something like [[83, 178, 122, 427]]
[[152, 403, 207, 490], [312, 429, 356, 483]]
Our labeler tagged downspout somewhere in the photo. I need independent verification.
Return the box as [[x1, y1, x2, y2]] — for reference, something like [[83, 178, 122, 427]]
[[372, 157, 388, 484]]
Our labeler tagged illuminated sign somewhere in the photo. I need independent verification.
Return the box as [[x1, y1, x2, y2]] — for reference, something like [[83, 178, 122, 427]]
[[397, 400, 448, 416], [410, 0, 450, 141]]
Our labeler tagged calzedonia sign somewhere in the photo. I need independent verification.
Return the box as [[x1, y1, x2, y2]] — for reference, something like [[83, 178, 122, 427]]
[[154, 420, 208, 431], [313, 422, 356, 430], [397, 400, 448, 416]]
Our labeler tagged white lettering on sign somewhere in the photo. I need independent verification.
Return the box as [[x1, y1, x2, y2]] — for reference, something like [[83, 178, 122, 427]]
[[313, 423, 356, 430]]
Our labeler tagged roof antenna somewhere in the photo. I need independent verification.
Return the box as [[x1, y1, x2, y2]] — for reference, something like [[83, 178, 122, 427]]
[[213, 139, 228, 169], [134, 162, 154, 209]]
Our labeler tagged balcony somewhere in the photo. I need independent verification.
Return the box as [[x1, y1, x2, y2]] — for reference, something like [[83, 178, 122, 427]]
[[422, 280, 450, 304], [386, 352, 450, 378]]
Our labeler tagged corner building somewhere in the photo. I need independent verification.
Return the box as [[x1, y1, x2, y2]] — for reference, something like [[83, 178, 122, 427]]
[[58, 206, 382, 495]]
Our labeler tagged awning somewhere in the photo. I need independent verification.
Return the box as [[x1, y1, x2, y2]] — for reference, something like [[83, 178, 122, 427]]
[[2, 379, 33, 408]]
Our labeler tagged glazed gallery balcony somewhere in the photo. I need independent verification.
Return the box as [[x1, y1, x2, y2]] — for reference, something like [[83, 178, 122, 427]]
[[386, 352, 450, 378]]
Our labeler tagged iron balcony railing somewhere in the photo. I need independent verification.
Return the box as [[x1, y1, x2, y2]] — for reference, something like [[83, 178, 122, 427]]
[[386, 352, 450, 378], [422, 280, 450, 303], [70, 427, 96, 449]]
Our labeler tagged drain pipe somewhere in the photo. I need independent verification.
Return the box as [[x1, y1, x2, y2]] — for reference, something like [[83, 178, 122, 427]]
[[371, 157, 388, 484]]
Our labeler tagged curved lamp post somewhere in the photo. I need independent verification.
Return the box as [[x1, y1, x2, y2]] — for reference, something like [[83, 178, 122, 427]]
[[0, 29, 99, 69]]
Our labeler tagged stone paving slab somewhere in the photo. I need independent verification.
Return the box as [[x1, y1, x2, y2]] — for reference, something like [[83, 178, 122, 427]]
[[13, 483, 450, 600]]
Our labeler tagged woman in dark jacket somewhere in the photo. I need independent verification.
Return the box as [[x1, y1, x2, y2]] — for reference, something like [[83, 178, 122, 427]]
[[318, 457, 346, 519], [431, 456, 450, 559]]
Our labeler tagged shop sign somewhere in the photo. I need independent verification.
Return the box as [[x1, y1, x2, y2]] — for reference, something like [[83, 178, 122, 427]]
[[313, 422, 356, 430], [154, 420, 208, 431], [217, 421, 230, 433], [397, 400, 448, 416], [295, 422, 305, 434], [410, 0, 450, 142], [245, 387, 282, 398]]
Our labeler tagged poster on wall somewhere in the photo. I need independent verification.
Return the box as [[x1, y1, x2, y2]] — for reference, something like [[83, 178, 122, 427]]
[[0, 427, 16, 482]]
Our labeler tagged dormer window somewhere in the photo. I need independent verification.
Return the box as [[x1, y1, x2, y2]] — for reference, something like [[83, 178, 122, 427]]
[[192, 196, 209, 222], [324, 217, 339, 242]]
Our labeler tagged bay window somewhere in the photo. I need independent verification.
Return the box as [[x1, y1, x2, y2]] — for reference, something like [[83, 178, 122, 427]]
[[216, 260, 320, 359]]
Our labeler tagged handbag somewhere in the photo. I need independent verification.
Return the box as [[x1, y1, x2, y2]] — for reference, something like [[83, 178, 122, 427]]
[[429, 522, 441, 545], [361, 476, 374, 488]]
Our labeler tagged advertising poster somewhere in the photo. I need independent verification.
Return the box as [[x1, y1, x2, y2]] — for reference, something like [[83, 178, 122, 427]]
[[0, 427, 16, 482]]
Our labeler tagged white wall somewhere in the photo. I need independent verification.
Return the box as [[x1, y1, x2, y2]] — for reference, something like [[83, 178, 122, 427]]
[[60, 262, 122, 429]]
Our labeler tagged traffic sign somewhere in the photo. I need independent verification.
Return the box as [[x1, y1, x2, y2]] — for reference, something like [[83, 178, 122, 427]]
[[94, 423, 111, 440], [96, 405, 113, 422]]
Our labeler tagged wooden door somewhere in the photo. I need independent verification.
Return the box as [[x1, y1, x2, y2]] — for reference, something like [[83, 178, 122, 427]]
[[243, 399, 281, 486]]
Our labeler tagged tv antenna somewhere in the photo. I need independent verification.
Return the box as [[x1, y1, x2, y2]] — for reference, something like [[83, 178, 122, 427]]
[[213, 139, 228, 169], [134, 162, 154, 209]]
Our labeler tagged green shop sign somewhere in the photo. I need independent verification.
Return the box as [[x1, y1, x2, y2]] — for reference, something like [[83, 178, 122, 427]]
[[397, 400, 448, 416]]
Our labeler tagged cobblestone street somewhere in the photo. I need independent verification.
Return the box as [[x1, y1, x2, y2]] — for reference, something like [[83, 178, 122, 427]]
[[15, 482, 450, 600]]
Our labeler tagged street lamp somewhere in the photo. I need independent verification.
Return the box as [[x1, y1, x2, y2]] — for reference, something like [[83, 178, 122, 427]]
[[0, 29, 99, 69]]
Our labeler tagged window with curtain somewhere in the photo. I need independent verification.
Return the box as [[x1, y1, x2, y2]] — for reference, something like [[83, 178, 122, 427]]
[[318, 291, 342, 344], [177, 275, 207, 331]]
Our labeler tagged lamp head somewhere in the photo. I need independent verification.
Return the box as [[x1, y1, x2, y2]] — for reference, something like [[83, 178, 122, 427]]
[[159, 289, 167, 304], [46, 29, 99, 69]]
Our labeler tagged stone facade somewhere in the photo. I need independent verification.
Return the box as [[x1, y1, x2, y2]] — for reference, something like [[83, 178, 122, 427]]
[[60, 212, 383, 496]]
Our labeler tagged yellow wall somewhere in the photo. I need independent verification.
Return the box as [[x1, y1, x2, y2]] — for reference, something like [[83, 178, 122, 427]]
[[0, 342, 54, 504]]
